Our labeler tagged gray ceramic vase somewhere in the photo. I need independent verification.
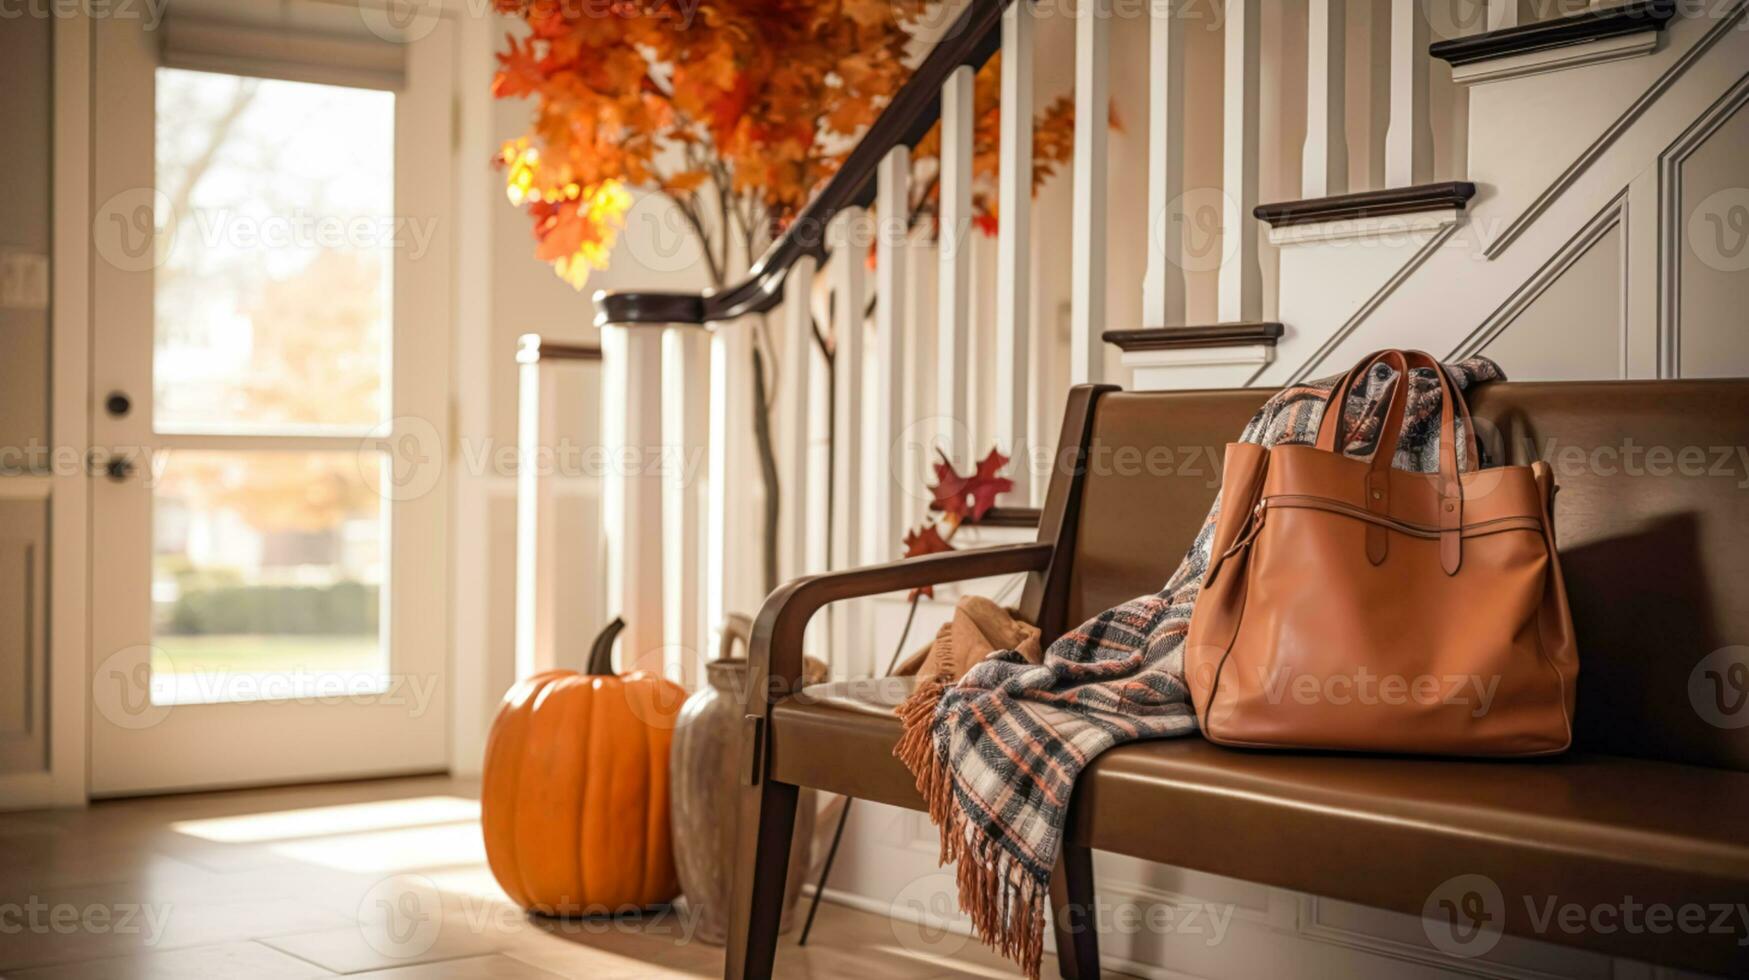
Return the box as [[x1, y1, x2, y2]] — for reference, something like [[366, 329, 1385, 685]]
[[670, 614, 815, 945]]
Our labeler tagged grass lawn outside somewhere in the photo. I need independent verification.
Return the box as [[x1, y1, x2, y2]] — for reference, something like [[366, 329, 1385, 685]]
[[151, 634, 383, 676]]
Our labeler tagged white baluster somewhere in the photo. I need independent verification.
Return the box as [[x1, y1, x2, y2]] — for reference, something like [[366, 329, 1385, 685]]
[[1304, 0, 1348, 198], [1489, 0, 1520, 30], [1071, 0, 1109, 382], [829, 210, 869, 678], [601, 325, 667, 675], [662, 326, 709, 686], [707, 321, 757, 664], [1386, 0, 1433, 187], [875, 148, 910, 560], [996, 1, 1034, 501], [1142, 0, 1185, 329], [1220, 0, 1262, 323], [780, 255, 816, 581], [513, 336, 557, 678], [906, 231, 938, 531], [938, 66, 974, 466]]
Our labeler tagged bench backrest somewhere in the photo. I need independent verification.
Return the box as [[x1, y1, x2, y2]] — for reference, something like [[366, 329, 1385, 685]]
[[1049, 380, 1749, 771]]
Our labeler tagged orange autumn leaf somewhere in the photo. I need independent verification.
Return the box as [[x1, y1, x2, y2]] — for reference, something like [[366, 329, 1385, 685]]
[[491, 0, 1115, 290], [901, 523, 956, 599]]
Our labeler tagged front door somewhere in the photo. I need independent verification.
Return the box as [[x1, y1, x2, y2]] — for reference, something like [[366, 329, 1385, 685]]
[[87, 6, 453, 795]]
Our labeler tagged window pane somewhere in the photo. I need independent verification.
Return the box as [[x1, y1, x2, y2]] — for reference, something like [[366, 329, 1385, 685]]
[[151, 450, 387, 705], [154, 69, 393, 431]]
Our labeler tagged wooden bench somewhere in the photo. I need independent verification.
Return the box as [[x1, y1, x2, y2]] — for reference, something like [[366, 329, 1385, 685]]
[[726, 381, 1749, 978]]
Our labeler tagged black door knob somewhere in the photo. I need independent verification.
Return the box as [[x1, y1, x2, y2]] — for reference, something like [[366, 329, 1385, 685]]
[[105, 391, 132, 417]]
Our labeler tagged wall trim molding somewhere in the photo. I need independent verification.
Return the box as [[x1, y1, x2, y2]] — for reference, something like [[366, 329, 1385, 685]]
[[1296, 897, 1592, 980], [1656, 70, 1749, 378], [1285, 222, 1464, 385], [1451, 190, 1629, 365], [1483, 0, 1747, 260]]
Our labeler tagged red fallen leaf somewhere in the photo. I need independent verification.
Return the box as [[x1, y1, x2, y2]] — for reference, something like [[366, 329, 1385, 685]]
[[973, 213, 998, 237], [929, 450, 972, 522], [902, 523, 956, 600], [966, 448, 1014, 521]]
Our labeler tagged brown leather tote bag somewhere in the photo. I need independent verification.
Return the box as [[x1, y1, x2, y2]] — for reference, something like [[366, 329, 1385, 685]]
[[1185, 350, 1578, 756]]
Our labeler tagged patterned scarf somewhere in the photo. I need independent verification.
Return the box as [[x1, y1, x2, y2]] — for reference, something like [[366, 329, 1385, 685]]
[[894, 356, 1505, 977]]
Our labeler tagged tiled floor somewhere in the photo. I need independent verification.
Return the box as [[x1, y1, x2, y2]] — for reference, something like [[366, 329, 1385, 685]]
[[0, 777, 1053, 978]]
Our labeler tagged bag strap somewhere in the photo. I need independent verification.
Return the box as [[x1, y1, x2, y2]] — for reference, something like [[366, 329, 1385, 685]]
[[1316, 349, 1471, 575]]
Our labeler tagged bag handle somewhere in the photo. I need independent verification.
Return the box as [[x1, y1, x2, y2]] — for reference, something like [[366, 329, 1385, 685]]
[[1316, 349, 1470, 575]]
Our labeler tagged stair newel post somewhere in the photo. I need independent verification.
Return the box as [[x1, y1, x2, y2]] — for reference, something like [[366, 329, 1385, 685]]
[[875, 148, 910, 561], [995, 0, 1034, 503], [937, 66, 975, 467], [1304, 0, 1349, 199], [1386, 0, 1434, 187], [779, 255, 817, 585], [1070, 0, 1109, 383], [1142, 0, 1185, 331], [1220, 0, 1263, 323], [662, 325, 710, 687], [828, 209, 870, 679], [600, 323, 669, 676]]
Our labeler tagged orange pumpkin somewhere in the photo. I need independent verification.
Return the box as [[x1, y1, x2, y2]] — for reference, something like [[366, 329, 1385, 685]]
[[481, 620, 685, 913]]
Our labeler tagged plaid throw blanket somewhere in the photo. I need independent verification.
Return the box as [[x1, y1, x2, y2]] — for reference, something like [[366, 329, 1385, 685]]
[[894, 356, 1505, 977]]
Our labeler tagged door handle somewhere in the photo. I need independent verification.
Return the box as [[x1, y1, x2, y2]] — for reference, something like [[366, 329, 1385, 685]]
[[102, 455, 137, 482]]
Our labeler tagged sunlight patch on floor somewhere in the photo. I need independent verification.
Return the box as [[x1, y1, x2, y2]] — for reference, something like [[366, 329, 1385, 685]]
[[170, 795, 480, 843]]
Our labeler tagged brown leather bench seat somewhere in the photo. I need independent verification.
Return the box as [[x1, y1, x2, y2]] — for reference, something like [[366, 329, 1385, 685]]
[[727, 380, 1749, 979], [772, 692, 1749, 972]]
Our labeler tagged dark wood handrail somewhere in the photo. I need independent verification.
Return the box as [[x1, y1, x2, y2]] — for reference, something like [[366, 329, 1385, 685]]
[[517, 334, 604, 363], [592, 0, 1013, 330]]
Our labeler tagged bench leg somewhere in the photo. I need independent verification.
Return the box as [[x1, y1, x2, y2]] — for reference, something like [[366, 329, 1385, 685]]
[[725, 778, 799, 979], [1049, 843, 1100, 979]]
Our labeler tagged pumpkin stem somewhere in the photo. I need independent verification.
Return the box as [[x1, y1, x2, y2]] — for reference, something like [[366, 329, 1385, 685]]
[[586, 618, 625, 675]]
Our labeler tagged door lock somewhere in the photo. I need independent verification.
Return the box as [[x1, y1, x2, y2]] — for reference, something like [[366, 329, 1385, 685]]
[[103, 456, 136, 482]]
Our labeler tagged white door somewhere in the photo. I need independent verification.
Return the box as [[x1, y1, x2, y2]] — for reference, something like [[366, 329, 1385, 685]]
[[87, 5, 454, 795]]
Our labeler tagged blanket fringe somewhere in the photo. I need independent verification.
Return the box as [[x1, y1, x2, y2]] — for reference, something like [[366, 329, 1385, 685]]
[[894, 673, 1047, 979]]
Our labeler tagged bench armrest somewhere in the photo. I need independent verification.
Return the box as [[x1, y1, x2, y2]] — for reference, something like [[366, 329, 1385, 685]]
[[745, 542, 1055, 716]]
